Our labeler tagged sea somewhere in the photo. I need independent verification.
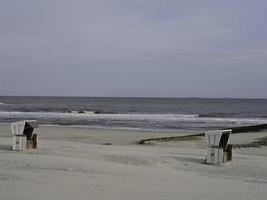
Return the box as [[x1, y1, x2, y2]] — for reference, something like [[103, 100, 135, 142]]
[[0, 96, 267, 132]]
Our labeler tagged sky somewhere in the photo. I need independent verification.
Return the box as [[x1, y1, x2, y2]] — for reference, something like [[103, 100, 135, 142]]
[[0, 0, 266, 98]]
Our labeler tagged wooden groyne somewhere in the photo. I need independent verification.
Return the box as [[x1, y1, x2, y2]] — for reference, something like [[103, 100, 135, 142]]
[[139, 133, 204, 144], [229, 124, 267, 133], [139, 124, 267, 145]]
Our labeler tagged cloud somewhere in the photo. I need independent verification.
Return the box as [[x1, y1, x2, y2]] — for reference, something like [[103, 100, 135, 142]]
[[0, 0, 267, 97]]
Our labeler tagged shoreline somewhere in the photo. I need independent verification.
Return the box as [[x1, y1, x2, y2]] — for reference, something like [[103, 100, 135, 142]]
[[0, 122, 198, 133], [0, 124, 187, 145]]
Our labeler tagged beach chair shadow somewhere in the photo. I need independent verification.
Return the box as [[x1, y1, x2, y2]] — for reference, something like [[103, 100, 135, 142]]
[[169, 156, 205, 164]]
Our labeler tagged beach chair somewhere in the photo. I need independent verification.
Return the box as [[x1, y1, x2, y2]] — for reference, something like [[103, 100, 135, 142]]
[[11, 120, 39, 151], [205, 130, 232, 165]]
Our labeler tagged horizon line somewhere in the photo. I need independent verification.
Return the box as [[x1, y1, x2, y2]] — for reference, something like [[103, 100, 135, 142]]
[[0, 95, 266, 100]]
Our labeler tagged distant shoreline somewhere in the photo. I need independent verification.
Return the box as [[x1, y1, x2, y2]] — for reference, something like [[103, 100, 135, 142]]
[[0, 95, 267, 100]]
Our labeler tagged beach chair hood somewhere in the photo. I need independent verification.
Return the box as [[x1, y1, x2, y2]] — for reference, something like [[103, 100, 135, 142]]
[[205, 129, 231, 149], [11, 120, 38, 136]]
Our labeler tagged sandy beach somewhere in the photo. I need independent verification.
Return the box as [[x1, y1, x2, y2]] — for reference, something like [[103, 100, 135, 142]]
[[1, 124, 267, 200]]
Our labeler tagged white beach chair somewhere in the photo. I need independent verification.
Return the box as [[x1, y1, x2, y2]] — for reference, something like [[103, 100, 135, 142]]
[[205, 130, 232, 165], [11, 120, 39, 151]]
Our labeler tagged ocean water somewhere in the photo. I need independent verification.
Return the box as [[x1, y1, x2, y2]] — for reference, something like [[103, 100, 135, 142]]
[[0, 96, 267, 132]]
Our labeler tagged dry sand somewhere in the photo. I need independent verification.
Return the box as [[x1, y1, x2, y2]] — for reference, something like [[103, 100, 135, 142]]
[[0, 124, 267, 200]]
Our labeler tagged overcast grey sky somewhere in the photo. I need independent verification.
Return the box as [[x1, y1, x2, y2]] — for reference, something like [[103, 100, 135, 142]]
[[0, 0, 266, 98]]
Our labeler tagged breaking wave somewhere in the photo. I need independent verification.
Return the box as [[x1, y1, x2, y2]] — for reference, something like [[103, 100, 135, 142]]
[[0, 111, 266, 129], [0, 111, 199, 121]]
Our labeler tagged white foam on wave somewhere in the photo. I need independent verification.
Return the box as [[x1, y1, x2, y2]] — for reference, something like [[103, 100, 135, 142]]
[[0, 111, 266, 125], [0, 111, 197, 121], [67, 110, 96, 114]]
